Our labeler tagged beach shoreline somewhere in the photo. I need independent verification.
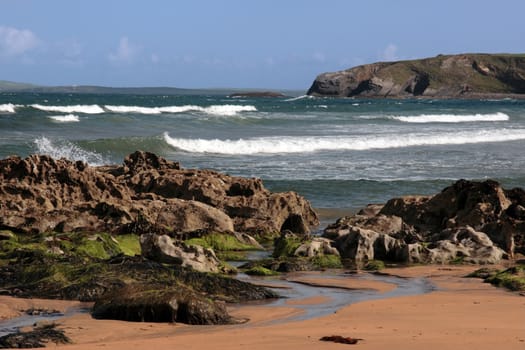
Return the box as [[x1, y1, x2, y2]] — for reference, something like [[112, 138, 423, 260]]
[[2, 264, 523, 349]]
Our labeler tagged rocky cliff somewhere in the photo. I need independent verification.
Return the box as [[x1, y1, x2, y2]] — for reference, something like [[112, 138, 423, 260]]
[[307, 53, 525, 98]]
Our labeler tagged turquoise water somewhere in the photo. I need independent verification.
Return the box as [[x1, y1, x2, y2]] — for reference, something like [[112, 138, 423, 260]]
[[1, 93, 525, 211]]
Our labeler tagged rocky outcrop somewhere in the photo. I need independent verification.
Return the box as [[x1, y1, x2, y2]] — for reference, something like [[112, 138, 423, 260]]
[[92, 284, 237, 325], [323, 179, 524, 264], [307, 53, 525, 98], [0, 151, 318, 236]]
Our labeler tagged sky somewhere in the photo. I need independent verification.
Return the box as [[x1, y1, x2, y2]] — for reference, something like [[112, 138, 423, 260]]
[[1, 0, 524, 90]]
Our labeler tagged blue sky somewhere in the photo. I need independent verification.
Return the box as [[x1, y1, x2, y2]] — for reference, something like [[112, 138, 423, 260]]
[[1, 0, 524, 90]]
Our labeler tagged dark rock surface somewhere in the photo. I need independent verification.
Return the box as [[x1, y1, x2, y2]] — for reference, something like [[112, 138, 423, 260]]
[[307, 53, 525, 98], [92, 284, 238, 325], [0, 151, 318, 236], [323, 180, 524, 264], [0, 323, 70, 348]]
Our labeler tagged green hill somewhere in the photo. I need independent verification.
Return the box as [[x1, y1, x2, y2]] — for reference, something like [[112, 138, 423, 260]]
[[307, 53, 525, 98]]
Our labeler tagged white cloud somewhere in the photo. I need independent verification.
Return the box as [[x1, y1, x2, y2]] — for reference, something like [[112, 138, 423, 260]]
[[0, 26, 39, 56], [380, 43, 399, 61], [109, 37, 139, 63]]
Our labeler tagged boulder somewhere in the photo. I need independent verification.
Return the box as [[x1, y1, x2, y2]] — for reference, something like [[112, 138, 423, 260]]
[[139, 233, 225, 273], [426, 226, 505, 264], [294, 237, 339, 258], [333, 226, 405, 262], [325, 179, 524, 264], [0, 152, 318, 237], [324, 214, 404, 239], [92, 284, 236, 325]]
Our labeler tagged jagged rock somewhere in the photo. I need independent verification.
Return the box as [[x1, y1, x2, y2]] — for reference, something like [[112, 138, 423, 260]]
[[0, 152, 318, 236], [324, 214, 404, 239], [325, 179, 524, 264], [426, 226, 505, 264], [333, 226, 405, 262], [307, 53, 525, 98], [140, 233, 228, 273]]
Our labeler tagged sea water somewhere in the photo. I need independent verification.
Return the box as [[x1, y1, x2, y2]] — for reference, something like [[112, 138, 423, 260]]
[[1, 93, 524, 219]]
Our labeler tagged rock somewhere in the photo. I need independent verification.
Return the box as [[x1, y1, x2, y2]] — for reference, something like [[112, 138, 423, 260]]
[[324, 214, 404, 239], [268, 231, 341, 271], [426, 226, 505, 264], [1, 252, 278, 305], [151, 199, 235, 234], [307, 53, 525, 98], [92, 284, 236, 325], [232, 231, 264, 249], [325, 179, 524, 264], [333, 226, 405, 262], [139, 233, 226, 273], [319, 335, 363, 344], [0, 151, 318, 237], [0, 323, 70, 348], [294, 237, 339, 257]]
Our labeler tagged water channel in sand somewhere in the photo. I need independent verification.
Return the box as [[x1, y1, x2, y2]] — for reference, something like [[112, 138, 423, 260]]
[[1, 248, 436, 337], [237, 271, 436, 323]]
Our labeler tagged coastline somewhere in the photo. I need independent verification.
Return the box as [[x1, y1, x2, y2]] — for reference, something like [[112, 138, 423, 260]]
[[2, 265, 523, 349]]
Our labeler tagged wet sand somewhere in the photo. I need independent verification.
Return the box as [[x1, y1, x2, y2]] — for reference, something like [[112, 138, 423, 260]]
[[1, 265, 524, 349]]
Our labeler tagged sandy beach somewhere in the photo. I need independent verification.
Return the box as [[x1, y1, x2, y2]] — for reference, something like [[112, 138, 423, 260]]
[[2, 265, 523, 350]]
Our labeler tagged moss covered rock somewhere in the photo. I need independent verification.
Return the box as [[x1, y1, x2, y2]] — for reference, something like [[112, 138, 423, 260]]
[[92, 284, 238, 325]]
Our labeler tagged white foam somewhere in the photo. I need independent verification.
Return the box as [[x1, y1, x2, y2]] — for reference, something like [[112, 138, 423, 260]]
[[31, 104, 105, 114], [392, 112, 509, 123], [34, 136, 105, 165], [104, 105, 162, 114], [284, 95, 313, 102], [163, 129, 525, 155], [157, 105, 202, 113], [201, 104, 256, 116], [0, 103, 17, 113], [49, 114, 80, 122], [103, 104, 256, 116]]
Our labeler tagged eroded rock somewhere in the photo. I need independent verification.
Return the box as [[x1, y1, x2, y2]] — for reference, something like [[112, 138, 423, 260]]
[[324, 180, 524, 264], [0, 152, 318, 236]]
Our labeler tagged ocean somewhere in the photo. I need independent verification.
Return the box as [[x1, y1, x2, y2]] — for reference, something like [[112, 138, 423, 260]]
[[1, 93, 525, 224]]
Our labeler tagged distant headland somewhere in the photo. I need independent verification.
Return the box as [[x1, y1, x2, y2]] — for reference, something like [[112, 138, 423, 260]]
[[307, 53, 525, 98], [0, 80, 300, 97]]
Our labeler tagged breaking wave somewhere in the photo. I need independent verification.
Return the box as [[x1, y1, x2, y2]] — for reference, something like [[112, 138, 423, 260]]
[[391, 112, 509, 123], [163, 129, 525, 155], [31, 104, 105, 114], [104, 104, 256, 116], [48, 114, 80, 122], [33, 136, 106, 165], [104, 105, 163, 114], [0, 103, 17, 113]]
